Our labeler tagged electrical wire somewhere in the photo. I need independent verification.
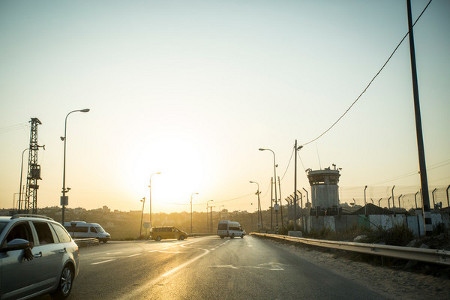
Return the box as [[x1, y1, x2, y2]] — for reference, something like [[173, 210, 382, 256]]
[[212, 1, 435, 211], [280, 146, 295, 181], [301, 0, 433, 148], [0, 123, 29, 134]]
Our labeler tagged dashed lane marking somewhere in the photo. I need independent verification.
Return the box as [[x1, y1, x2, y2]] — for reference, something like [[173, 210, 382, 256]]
[[91, 259, 116, 265]]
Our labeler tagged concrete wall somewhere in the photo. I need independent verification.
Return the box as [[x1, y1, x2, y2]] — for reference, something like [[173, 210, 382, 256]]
[[311, 184, 339, 208], [301, 211, 449, 237]]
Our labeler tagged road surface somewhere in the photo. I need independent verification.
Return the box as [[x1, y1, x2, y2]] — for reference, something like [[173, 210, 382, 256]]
[[36, 235, 447, 299]]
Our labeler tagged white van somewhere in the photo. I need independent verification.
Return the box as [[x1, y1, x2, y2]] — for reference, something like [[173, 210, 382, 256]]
[[64, 221, 111, 243], [217, 220, 245, 239]]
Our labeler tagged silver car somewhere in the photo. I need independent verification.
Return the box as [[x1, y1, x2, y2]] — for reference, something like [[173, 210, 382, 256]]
[[0, 214, 80, 299]]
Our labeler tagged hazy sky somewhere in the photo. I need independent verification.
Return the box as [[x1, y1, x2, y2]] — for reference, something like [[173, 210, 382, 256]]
[[1, 0, 449, 214]]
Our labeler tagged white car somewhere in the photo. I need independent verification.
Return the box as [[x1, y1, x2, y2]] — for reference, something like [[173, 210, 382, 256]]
[[0, 214, 80, 299], [217, 220, 245, 239], [64, 221, 111, 243]]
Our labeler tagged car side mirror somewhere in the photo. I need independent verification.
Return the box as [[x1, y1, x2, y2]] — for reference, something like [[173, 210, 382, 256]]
[[2, 238, 31, 252]]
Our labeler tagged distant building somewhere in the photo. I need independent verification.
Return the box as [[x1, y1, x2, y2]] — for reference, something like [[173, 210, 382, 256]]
[[307, 165, 341, 215]]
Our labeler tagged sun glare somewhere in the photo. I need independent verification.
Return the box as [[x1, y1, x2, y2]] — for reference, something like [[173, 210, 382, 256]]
[[120, 134, 208, 213]]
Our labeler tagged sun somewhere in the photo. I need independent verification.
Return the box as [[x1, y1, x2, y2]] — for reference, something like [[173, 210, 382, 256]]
[[119, 133, 209, 212]]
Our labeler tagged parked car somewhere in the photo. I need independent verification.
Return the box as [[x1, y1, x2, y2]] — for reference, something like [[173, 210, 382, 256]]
[[64, 221, 111, 243], [0, 214, 80, 299], [150, 226, 188, 241]]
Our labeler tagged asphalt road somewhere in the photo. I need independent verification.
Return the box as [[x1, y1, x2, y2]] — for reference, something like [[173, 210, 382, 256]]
[[37, 235, 390, 299]]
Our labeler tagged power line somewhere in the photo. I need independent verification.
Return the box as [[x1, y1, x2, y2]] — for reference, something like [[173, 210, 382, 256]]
[[355, 158, 447, 186], [0, 123, 29, 134], [301, 0, 433, 148], [280, 146, 295, 181], [209, 193, 254, 205]]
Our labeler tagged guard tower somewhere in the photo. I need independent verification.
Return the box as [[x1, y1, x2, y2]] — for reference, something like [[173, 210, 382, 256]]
[[21, 118, 44, 214], [307, 165, 341, 215]]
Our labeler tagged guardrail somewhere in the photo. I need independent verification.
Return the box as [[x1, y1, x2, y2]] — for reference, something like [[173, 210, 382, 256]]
[[251, 233, 450, 266]]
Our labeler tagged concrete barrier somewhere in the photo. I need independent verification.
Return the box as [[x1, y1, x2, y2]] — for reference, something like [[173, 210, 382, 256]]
[[74, 238, 99, 247]]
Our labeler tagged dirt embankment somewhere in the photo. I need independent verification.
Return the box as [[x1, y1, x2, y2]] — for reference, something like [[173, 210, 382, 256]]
[[275, 238, 450, 300]]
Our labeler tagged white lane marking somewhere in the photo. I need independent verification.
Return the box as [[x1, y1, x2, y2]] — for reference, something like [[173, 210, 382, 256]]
[[124, 240, 228, 299], [91, 259, 116, 265], [211, 265, 238, 269], [91, 252, 141, 264], [148, 249, 182, 254], [161, 247, 210, 277], [127, 253, 141, 258], [210, 239, 230, 251], [210, 262, 285, 271]]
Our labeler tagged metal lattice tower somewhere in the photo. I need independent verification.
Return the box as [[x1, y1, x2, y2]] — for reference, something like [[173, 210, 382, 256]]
[[22, 118, 43, 214]]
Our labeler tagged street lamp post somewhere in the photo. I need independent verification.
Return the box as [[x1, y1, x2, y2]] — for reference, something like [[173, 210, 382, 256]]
[[139, 197, 145, 238], [294, 140, 303, 231], [149, 172, 161, 228], [207, 200, 214, 233], [61, 108, 90, 224], [249, 181, 262, 231], [190, 192, 199, 234], [210, 202, 214, 233], [259, 148, 278, 232]]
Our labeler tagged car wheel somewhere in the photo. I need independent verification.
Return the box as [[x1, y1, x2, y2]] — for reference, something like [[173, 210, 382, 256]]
[[180, 235, 185, 240], [51, 264, 74, 299], [220, 236, 224, 239], [230, 233, 235, 239], [156, 236, 161, 241]]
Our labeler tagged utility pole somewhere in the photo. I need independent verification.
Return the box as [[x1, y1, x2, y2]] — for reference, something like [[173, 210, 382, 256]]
[[270, 177, 273, 231], [294, 140, 302, 231], [207, 200, 213, 233], [210, 205, 214, 234], [250, 181, 263, 231], [406, 0, 432, 236], [278, 176, 282, 231]]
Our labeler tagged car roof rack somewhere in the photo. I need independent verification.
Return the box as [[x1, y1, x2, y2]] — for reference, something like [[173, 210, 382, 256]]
[[11, 214, 54, 220]]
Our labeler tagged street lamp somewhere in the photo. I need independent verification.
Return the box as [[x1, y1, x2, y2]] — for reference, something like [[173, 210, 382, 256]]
[[149, 172, 161, 228], [61, 108, 90, 224], [259, 148, 278, 231], [249, 181, 262, 230], [190, 192, 199, 234], [294, 140, 303, 231], [207, 200, 214, 233], [139, 197, 145, 238]]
